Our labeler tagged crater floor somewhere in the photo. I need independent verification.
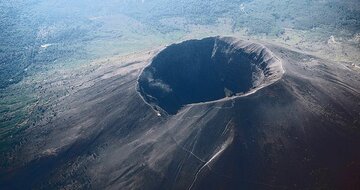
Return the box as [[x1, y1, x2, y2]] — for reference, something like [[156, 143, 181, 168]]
[[138, 36, 284, 114]]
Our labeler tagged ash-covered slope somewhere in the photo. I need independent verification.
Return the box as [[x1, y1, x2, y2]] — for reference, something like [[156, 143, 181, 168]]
[[138, 37, 284, 114], [1, 37, 359, 190]]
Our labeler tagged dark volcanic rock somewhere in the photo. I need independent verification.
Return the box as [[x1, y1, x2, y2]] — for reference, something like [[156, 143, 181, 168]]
[[1, 37, 360, 190], [138, 37, 284, 114]]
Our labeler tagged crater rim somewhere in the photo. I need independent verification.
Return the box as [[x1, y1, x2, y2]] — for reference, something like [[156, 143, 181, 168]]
[[137, 36, 284, 115]]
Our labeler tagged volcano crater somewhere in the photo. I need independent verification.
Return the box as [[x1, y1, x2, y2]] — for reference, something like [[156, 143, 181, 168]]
[[138, 37, 284, 114]]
